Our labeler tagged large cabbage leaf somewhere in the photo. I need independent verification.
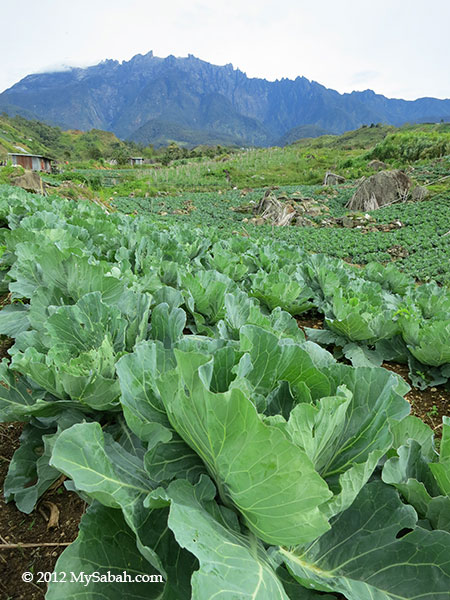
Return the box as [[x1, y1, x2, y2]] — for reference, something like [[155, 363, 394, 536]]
[[46, 502, 196, 600], [149, 476, 295, 600], [280, 481, 450, 600], [383, 416, 450, 531], [156, 349, 333, 546]]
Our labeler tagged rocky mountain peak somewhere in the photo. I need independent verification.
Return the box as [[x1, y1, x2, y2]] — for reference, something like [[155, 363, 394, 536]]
[[1, 52, 449, 147]]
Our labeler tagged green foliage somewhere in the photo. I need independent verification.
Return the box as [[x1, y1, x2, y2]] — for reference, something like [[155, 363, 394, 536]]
[[0, 133, 449, 598], [382, 416, 450, 530], [280, 481, 450, 599], [368, 126, 450, 163], [324, 281, 401, 343], [0, 163, 25, 185], [0, 114, 146, 163], [293, 123, 394, 150], [111, 142, 130, 166], [110, 181, 450, 285]]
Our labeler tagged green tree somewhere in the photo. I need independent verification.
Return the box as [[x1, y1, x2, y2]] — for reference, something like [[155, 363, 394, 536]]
[[111, 144, 129, 166]]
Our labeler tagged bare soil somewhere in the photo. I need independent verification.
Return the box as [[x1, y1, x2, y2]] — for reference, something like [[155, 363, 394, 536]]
[[382, 361, 449, 438], [0, 308, 86, 600], [295, 310, 324, 333], [0, 422, 86, 600]]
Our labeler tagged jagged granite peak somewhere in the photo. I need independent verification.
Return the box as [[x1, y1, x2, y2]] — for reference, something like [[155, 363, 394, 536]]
[[1, 52, 449, 147]]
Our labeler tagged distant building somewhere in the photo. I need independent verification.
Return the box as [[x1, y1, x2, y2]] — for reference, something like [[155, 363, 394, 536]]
[[129, 156, 144, 166], [8, 153, 53, 173]]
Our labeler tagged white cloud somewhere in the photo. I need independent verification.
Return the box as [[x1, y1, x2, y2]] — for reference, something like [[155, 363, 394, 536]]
[[0, 0, 449, 100], [351, 71, 381, 85]]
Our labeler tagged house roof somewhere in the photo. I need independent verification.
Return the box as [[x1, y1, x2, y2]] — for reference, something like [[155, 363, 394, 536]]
[[8, 153, 53, 160]]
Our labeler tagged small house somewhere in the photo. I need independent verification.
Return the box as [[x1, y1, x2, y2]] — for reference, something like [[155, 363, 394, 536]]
[[8, 153, 53, 173], [129, 157, 144, 166]]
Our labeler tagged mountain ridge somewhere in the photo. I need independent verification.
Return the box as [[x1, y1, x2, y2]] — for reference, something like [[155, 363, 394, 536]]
[[1, 51, 450, 147]]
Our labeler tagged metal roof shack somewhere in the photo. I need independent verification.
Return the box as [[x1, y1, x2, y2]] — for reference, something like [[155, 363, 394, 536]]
[[129, 156, 144, 166], [8, 153, 53, 173]]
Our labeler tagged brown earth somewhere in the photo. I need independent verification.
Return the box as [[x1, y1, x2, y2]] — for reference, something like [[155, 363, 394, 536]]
[[0, 337, 13, 361], [295, 311, 324, 333], [382, 362, 449, 438], [10, 172, 47, 195], [0, 295, 86, 599], [0, 422, 86, 600]]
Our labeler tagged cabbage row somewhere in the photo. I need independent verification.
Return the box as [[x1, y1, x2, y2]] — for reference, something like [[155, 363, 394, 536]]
[[0, 185, 449, 599]]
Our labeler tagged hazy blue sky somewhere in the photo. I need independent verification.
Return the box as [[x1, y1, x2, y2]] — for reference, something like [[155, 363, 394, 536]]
[[2, 0, 449, 99]]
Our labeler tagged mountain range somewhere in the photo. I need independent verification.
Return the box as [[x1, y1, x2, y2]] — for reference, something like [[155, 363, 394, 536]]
[[1, 52, 450, 147]]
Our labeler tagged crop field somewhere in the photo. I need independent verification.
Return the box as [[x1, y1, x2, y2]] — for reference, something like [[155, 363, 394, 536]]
[[0, 130, 449, 599], [111, 183, 450, 284]]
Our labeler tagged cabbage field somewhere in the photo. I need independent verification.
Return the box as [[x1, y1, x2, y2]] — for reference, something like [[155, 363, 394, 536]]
[[0, 183, 449, 599]]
